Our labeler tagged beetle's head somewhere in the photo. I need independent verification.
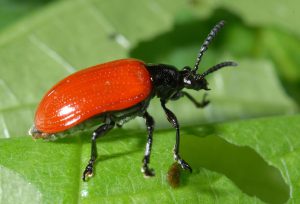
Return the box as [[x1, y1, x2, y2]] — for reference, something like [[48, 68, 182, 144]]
[[182, 66, 208, 90], [182, 20, 237, 91], [182, 61, 237, 91]]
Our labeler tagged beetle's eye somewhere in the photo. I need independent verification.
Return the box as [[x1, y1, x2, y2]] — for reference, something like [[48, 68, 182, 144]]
[[183, 76, 192, 85]]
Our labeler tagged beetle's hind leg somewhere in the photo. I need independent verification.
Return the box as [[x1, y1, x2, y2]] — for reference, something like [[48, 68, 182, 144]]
[[82, 117, 115, 181], [141, 111, 155, 177]]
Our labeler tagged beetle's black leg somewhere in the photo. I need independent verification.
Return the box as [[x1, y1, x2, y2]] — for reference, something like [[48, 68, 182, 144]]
[[171, 91, 209, 108], [82, 118, 115, 181], [170, 92, 184, 101], [116, 123, 123, 128], [182, 91, 210, 108], [160, 99, 192, 172], [141, 111, 155, 177]]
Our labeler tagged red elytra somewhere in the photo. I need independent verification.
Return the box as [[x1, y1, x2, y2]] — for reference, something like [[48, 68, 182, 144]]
[[34, 59, 152, 134]]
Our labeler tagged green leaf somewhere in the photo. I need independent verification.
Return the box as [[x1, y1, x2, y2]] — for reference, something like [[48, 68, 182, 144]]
[[1, 115, 299, 203], [0, 0, 55, 31], [218, 0, 300, 37]]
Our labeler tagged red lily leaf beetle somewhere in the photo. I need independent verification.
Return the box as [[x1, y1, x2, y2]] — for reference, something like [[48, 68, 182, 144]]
[[29, 20, 237, 181]]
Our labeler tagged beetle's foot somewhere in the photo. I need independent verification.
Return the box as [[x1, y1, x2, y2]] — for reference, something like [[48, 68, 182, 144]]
[[174, 155, 192, 173], [197, 93, 210, 108], [178, 159, 192, 172], [82, 162, 94, 181], [141, 165, 155, 178], [201, 99, 210, 107]]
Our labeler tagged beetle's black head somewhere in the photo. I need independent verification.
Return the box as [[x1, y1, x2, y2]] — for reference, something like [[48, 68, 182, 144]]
[[182, 61, 237, 91], [182, 20, 237, 91], [182, 66, 209, 90]]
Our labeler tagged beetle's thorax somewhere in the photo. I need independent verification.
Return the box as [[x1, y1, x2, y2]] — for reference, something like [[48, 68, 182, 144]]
[[146, 64, 184, 100]]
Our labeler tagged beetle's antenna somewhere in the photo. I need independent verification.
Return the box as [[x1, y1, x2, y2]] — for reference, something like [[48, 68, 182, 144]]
[[199, 61, 237, 78], [193, 20, 226, 73]]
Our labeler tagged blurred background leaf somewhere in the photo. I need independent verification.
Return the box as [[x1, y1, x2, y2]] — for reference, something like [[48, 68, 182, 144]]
[[0, 0, 57, 31], [0, 0, 299, 203]]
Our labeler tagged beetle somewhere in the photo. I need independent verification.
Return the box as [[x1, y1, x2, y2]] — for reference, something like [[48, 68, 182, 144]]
[[29, 20, 237, 181]]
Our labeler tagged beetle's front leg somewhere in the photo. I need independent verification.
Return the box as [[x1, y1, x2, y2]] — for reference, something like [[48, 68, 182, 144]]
[[160, 99, 192, 172], [182, 91, 210, 108]]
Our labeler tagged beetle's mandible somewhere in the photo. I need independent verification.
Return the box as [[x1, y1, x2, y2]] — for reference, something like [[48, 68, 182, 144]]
[[29, 20, 237, 181]]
